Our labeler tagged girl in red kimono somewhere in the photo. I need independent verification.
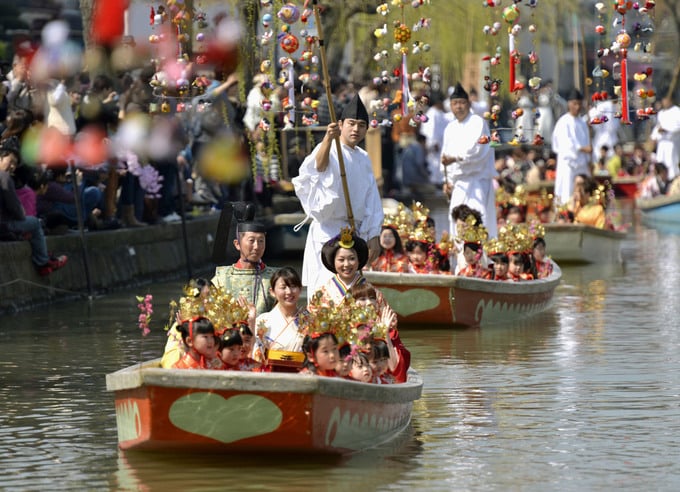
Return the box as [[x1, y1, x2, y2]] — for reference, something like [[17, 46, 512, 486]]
[[405, 239, 439, 274], [507, 251, 535, 281], [219, 329, 243, 370], [457, 241, 492, 279], [173, 317, 223, 369], [349, 283, 410, 383], [532, 237, 553, 279], [299, 332, 340, 377], [368, 226, 408, 273]]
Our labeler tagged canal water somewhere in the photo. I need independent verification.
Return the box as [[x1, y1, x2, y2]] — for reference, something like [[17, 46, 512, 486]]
[[1, 202, 680, 491]]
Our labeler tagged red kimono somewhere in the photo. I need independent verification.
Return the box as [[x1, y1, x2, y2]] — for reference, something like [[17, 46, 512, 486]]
[[173, 352, 225, 370], [370, 250, 408, 273], [535, 259, 553, 279], [458, 263, 492, 279]]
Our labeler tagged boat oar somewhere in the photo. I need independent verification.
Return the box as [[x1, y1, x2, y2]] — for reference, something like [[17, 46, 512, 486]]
[[312, 0, 355, 232]]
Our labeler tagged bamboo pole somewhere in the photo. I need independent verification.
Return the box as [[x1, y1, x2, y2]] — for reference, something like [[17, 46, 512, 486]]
[[312, 0, 356, 232]]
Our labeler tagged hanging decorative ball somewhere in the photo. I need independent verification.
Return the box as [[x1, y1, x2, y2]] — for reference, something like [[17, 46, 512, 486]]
[[394, 23, 411, 43], [502, 5, 520, 24], [617, 31, 631, 48], [196, 32, 205, 42], [615, 0, 633, 15], [280, 33, 299, 53], [262, 13, 273, 27], [277, 3, 300, 24]]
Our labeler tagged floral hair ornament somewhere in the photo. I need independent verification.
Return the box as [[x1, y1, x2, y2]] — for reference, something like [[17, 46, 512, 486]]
[[338, 226, 355, 249]]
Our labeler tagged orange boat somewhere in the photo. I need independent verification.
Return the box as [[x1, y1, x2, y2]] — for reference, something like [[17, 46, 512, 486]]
[[106, 361, 423, 454], [363, 262, 561, 327]]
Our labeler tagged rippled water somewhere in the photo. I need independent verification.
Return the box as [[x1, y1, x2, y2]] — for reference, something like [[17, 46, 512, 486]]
[[2, 206, 680, 491]]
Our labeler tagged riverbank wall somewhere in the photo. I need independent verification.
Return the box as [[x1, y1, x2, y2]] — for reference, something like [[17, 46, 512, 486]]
[[0, 215, 221, 315]]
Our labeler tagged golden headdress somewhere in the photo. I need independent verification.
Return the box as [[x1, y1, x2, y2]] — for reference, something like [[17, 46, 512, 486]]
[[504, 224, 534, 254], [169, 285, 249, 336], [299, 291, 387, 343], [534, 188, 554, 212], [456, 215, 489, 245]]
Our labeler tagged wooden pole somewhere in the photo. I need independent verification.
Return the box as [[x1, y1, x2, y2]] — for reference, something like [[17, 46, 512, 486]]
[[312, 0, 356, 232]]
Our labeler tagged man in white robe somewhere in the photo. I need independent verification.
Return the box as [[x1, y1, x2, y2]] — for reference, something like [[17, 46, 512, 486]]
[[589, 98, 620, 165], [293, 94, 383, 294], [420, 90, 450, 186], [551, 88, 592, 205], [440, 82, 498, 240], [650, 96, 680, 180]]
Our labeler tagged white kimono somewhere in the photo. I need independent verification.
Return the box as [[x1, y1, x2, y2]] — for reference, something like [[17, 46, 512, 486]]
[[651, 105, 680, 180], [420, 105, 449, 185], [589, 99, 620, 163], [292, 141, 383, 292], [440, 112, 498, 239], [256, 306, 304, 352], [551, 113, 591, 205]]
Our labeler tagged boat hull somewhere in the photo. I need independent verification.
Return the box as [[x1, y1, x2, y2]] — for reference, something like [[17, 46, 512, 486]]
[[363, 263, 561, 327], [637, 195, 680, 233], [543, 224, 625, 264], [106, 362, 422, 454]]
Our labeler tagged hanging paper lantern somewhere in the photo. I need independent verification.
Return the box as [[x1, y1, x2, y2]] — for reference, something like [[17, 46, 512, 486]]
[[280, 33, 300, 54], [277, 3, 300, 24]]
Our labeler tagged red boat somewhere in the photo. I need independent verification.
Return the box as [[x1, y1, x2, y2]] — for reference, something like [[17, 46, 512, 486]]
[[106, 360, 423, 454], [363, 261, 561, 327]]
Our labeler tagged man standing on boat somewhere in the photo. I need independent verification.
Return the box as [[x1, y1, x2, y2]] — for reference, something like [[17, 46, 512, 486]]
[[212, 205, 278, 316], [293, 94, 383, 295], [552, 88, 592, 205], [650, 95, 680, 181], [440, 82, 498, 239]]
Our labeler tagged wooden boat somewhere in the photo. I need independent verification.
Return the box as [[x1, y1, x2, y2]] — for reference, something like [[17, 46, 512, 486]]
[[106, 360, 422, 454], [636, 194, 680, 233], [362, 262, 561, 327], [593, 174, 643, 199], [542, 223, 626, 264]]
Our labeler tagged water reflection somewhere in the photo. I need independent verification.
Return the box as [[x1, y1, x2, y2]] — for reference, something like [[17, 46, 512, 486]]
[[3, 215, 680, 489]]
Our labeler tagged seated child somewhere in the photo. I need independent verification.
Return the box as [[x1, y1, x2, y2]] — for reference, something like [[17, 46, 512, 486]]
[[458, 241, 492, 279], [490, 252, 510, 281], [299, 332, 340, 377], [369, 339, 395, 384], [349, 351, 373, 383], [349, 283, 410, 383], [405, 239, 439, 274], [238, 324, 263, 371], [532, 237, 553, 279], [172, 317, 223, 369], [219, 329, 243, 370], [369, 225, 409, 273], [161, 277, 213, 369], [507, 252, 534, 281], [336, 342, 353, 378]]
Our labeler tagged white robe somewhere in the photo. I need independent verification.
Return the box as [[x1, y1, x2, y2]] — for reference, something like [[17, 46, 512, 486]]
[[551, 113, 591, 205], [292, 141, 383, 292], [420, 105, 449, 185], [651, 105, 680, 180], [256, 306, 304, 352], [440, 112, 498, 239], [589, 100, 620, 163]]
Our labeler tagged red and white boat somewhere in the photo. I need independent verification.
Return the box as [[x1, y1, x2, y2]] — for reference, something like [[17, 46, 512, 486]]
[[106, 360, 422, 454], [363, 262, 561, 327]]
